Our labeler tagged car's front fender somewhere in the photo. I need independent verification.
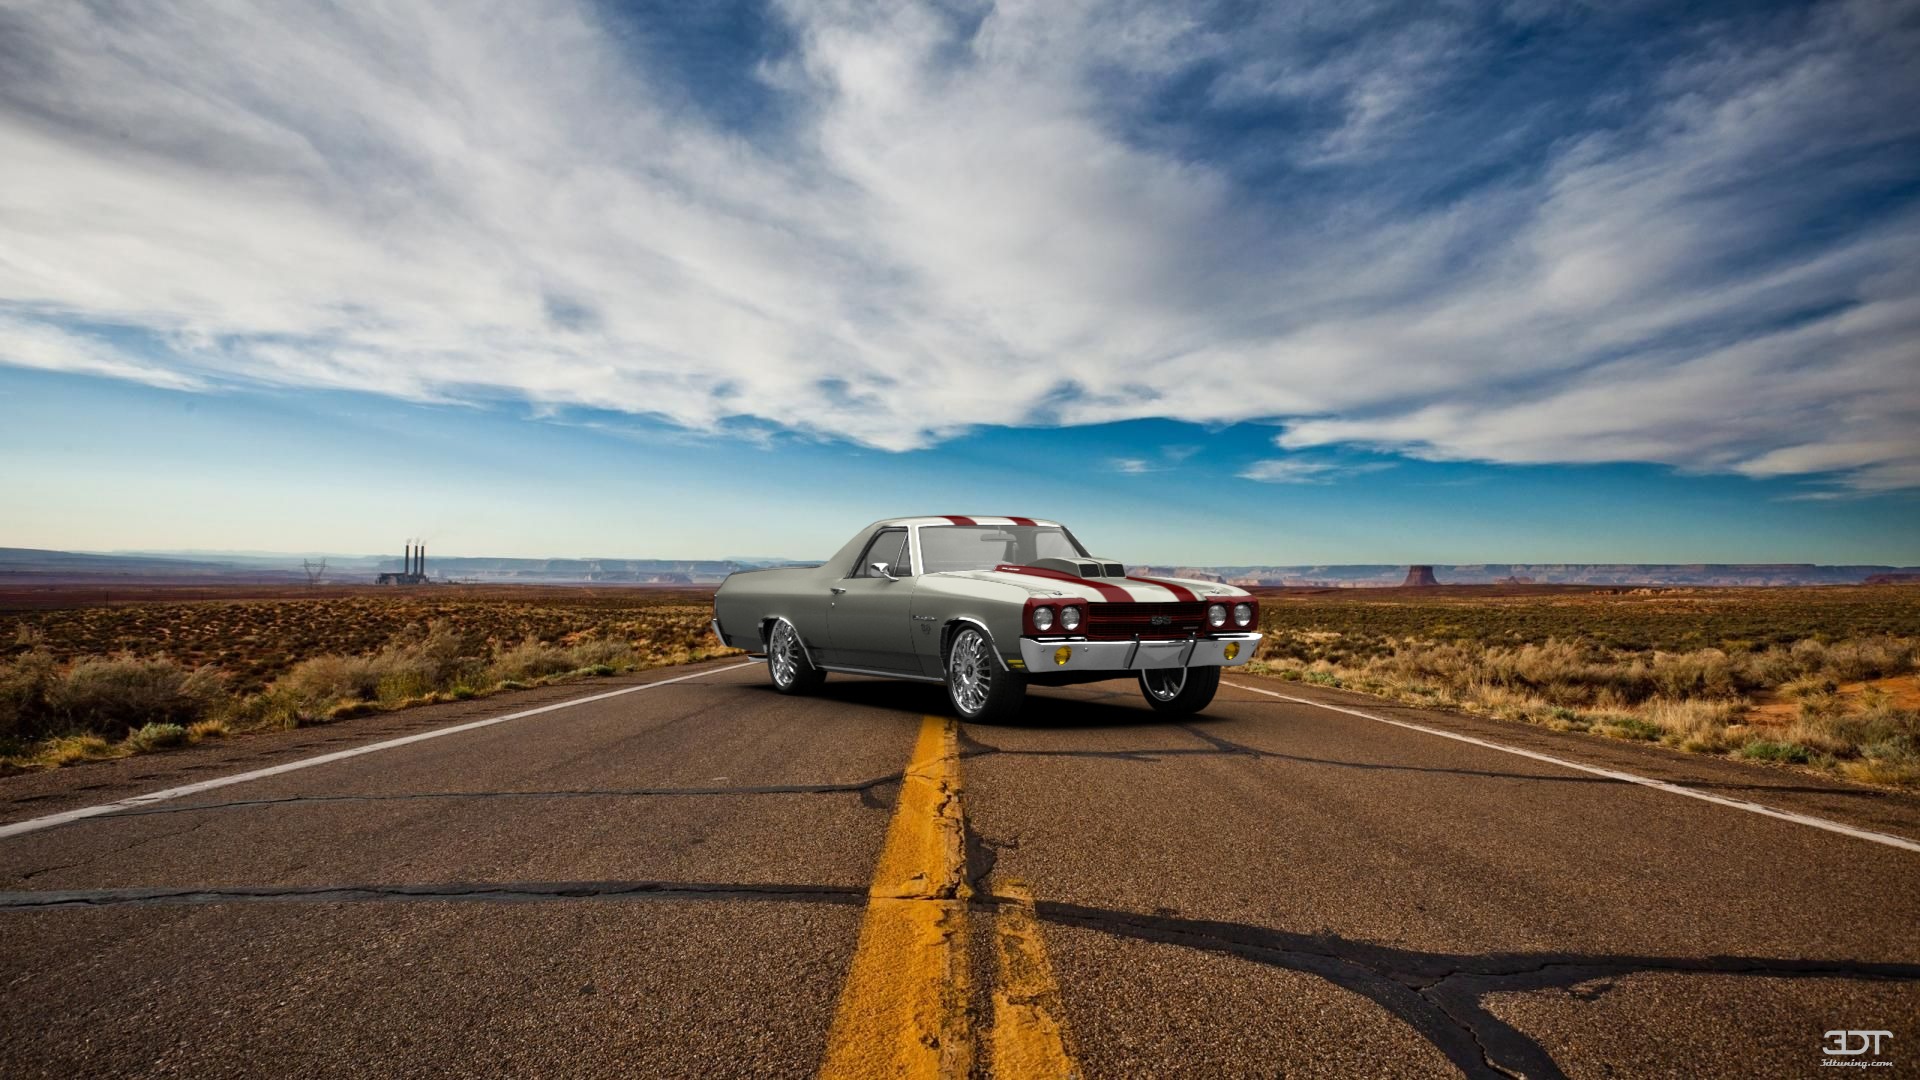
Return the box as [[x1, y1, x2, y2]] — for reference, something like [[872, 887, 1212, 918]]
[[939, 616, 1014, 673]]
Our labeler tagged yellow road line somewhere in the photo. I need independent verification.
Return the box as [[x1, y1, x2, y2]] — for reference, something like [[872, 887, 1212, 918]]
[[819, 715, 973, 1079], [991, 880, 1082, 1079], [818, 715, 1083, 1079]]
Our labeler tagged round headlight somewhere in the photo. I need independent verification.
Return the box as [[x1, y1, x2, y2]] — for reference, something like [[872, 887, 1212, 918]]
[[1233, 603, 1253, 627], [1033, 605, 1055, 632], [1060, 605, 1082, 631], [1207, 603, 1227, 627]]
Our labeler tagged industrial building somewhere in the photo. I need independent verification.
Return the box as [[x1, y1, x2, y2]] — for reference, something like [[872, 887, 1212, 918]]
[[378, 542, 430, 585]]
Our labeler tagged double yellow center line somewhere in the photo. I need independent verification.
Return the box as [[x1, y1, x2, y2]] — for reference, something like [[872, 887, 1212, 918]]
[[818, 716, 1080, 1079]]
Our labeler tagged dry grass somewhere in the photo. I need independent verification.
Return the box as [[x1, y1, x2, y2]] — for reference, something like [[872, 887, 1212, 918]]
[[2, 587, 727, 694], [124, 722, 189, 752], [1246, 586, 1920, 786], [0, 590, 741, 770], [30, 734, 120, 768]]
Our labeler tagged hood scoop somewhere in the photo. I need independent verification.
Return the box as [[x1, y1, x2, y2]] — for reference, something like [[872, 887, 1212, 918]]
[[1025, 557, 1129, 579]]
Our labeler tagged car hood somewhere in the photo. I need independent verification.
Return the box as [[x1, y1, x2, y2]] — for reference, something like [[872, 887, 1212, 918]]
[[935, 569, 1248, 603]]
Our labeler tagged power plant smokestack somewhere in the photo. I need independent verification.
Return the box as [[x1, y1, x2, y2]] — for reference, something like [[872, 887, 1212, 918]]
[[380, 540, 434, 585]]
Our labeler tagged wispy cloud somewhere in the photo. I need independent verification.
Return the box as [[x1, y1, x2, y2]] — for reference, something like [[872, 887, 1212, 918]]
[[1109, 444, 1202, 474], [1238, 458, 1394, 485], [0, 316, 203, 392], [1, 1, 1915, 489]]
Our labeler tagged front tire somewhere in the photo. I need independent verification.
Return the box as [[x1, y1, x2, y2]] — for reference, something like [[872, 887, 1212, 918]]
[[766, 621, 826, 695], [945, 626, 1025, 721], [1139, 665, 1219, 714]]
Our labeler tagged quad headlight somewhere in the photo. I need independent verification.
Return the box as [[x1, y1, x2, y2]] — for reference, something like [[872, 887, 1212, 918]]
[[1060, 605, 1082, 631], [1207, 603, 1228, 628], [1233, 602, 1253, 627], [1032, 605, 1055, 632]]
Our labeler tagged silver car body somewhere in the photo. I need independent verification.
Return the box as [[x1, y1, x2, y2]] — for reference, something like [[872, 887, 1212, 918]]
[[710, 516, 1262, 684]]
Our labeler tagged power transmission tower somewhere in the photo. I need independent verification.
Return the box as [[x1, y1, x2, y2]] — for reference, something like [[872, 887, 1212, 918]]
[[302, 558, 328, 586]]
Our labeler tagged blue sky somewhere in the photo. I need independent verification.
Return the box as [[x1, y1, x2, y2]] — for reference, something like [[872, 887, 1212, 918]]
[[6, 365, 1915, 565], [1, 1, 1917, 564]]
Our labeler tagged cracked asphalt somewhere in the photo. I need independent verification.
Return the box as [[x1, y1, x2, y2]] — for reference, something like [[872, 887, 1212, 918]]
[[3, 657, 1918, 1078]]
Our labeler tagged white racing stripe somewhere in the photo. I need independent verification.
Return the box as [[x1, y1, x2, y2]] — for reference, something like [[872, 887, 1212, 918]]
[[1224, 679, 1920, 854], [0, 661, 758, 841], [960, 569, 1240, 605]]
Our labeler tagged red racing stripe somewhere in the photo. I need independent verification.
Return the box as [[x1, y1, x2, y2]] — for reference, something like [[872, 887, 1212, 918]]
[[1126, 575, 1200, 602], [994, 564, 1134, 602], [942, 515, 978, 525], [1006, 516, 1036, 526]]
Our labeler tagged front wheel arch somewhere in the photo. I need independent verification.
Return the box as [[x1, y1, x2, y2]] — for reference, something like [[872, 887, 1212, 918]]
[[943, 622, 1025, 721], [939, 617, 1006, 673]]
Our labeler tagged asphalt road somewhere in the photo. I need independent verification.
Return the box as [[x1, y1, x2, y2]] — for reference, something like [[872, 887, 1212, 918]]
[[3, 658, 1917, 1078]]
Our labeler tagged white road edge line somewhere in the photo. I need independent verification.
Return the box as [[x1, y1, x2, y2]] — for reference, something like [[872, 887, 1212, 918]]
[[0, 661, 759, 841], [1224, 680, 1920, 855]]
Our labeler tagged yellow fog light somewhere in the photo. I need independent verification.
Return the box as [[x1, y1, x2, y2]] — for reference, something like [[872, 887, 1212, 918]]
[[1224, 642, 1240, 661], [1053, 646, 1073, 666]]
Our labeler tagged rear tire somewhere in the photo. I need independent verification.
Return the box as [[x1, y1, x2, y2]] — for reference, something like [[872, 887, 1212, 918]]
[[1139, 665, 1219, 714], [945, 626, 1025, 722], [766, 620, 826, 695]]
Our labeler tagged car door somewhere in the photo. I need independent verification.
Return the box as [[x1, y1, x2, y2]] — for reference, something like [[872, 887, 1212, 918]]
[[824, 528, 919, 671]]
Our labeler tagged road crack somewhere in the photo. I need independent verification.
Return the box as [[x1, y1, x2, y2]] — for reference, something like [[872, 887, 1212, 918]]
[[73, 778, 910, 823], [1028, 900, 1920, 1080], [14, 816, 216, 883], [0, 879, 866, 910]]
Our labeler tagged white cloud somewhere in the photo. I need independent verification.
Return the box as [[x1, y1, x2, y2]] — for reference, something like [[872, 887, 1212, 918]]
[[0, 316, 203, 392], [1110, 444, 1201, 473], [0, 0, 1915, 489], [1238, 458, 1393, 484]]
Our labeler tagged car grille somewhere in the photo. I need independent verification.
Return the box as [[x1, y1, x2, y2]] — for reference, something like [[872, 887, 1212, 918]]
[[1082, 601, 1209, 637]]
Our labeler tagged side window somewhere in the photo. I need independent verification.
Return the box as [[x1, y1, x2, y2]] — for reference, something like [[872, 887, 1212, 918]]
[[856, 530, 910, 578]]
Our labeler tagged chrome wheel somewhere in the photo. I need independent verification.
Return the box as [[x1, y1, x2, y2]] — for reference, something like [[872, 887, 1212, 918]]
[[769, 621, 800, 688], [948, 628, 993, 716], [1141, 666, 1188, 702], [1139, 664, 1217, 714]]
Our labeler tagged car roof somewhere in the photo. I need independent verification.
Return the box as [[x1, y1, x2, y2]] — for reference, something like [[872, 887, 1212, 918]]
[[873, 516, 1063, 528]]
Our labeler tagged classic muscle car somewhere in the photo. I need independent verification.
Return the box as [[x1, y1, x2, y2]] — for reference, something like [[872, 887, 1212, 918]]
[[710, 516, 1262, 720]]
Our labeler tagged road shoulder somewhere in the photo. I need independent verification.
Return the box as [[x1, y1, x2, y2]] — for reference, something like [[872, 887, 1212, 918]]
[[1218, 673, 1920, 845], [0, 657, 757, 828]]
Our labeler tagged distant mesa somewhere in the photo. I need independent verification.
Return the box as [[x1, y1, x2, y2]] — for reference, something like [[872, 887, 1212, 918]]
[[1128, 566, 1227, 583], [1402, 565, 1441, 587], [1865, 573, 1920, 585]]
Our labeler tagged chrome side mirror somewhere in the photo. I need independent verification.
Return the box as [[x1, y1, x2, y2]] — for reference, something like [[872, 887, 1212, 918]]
[[869, 562, 897, 581]]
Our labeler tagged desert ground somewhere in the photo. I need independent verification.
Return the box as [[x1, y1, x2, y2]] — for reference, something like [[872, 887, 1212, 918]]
[[3, 582, 1916, 786]]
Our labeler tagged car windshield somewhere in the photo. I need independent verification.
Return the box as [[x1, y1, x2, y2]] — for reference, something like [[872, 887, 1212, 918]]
[[918, 525, 1089, 574]]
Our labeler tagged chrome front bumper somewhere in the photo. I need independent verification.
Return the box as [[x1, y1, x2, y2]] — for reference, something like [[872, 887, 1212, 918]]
[[1017, 633, 1261, 673]]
